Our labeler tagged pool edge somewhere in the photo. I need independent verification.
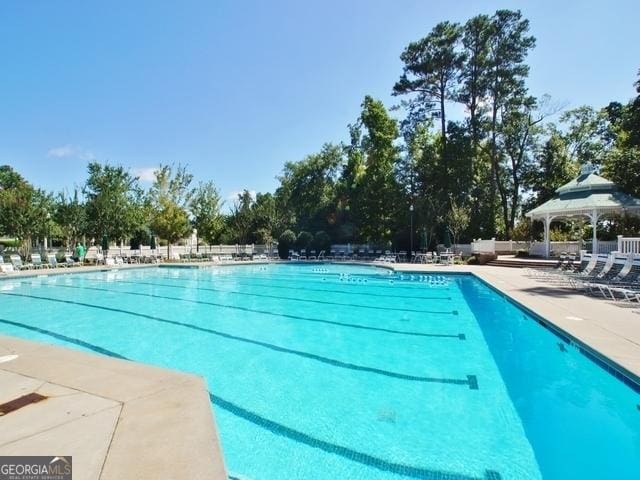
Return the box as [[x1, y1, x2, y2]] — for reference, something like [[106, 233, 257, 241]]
[[0, 333, 228, 480]]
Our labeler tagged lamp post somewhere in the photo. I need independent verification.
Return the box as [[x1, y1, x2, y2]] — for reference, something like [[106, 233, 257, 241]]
[[409, 204, 414, 259], [44, 212, 51, 252]]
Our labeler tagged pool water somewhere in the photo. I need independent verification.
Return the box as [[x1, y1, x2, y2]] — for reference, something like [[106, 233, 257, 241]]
[[0, 264, 638, 479]]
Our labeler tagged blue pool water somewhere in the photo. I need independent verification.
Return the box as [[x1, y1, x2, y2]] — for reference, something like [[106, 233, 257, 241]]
[[0, 264, 638, 479]]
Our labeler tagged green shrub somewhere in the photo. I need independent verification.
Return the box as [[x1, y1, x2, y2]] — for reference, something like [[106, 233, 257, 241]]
[[0, 238, 19, 248], [296, 231, 313, 250], [130, 227, 151, 250], [312, 230, 331, 253], [278, 230, 297, 259], [465, 255, 479, 265]]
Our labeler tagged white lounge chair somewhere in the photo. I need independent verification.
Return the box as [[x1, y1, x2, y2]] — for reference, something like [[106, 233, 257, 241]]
[[30, 253, 48, 269], [0, 264, 15, 274], [65, 255, 80, 267], [47, 254, 64, 268], [10, 255, 31, 270]]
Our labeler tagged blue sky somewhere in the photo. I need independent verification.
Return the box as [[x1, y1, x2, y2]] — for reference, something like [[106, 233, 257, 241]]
[[1, 0, 638, 205]]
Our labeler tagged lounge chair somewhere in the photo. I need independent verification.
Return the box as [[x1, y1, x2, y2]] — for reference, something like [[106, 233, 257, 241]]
[[30, 253, 47, 269], [0, 264, 15, 274], [65, 255, 80, 267], [578, 255, 634, 295], [308, 250, 317, 260], [10, 254, 31, 270], [105, 257, 116, 266], [47, 254, 64, 268], [299, 249, 307, 260], [317, 250, 325, 260]]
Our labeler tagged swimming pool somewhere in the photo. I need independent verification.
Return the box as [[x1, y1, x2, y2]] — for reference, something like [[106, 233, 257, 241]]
[[0, 264, 638, 479]]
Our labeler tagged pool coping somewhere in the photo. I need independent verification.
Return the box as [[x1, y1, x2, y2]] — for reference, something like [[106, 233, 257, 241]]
[[0, 334, 228, 480]]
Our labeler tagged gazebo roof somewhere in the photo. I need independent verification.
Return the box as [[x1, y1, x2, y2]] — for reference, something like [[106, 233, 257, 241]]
[[526, 165, 640, 220]]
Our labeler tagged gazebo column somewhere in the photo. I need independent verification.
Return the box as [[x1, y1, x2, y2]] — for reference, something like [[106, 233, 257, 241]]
[[543, 214, 551, 258], [589, 210, 600, 254]]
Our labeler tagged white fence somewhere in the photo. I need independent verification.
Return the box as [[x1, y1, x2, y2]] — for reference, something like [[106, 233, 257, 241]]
[[495, 240, 531, 252], [470, 238, 621, 257], [85, 244, 269, 260], [618, 236, 640, 254]]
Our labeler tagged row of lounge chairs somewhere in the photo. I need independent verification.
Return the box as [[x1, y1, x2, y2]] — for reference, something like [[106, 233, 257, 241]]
[[173, 252, 269, 262], [288, 250, 325, 260], [0, 253, 81, 273], [526, 252, 640, 304]]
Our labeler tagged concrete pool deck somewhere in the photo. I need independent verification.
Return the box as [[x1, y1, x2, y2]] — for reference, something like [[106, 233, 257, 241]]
[[0, 335, 227, 480], [0, 261, 639, 479]]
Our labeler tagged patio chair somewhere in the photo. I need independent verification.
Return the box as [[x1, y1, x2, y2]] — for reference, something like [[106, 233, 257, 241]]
[[10, 254, 31, 270], [65, 255, 80, 267], [588, 255, 637, 297], [47, 254, 64, 268], [30, 253, 47, 269], [308, 249, 317, 260], [0, 264, 15, 274], [299, 249, 307, 260], [317, 250, 325, 260]]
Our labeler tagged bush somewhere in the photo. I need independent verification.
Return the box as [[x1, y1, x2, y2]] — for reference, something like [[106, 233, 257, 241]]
[[130, 227, 151, 250], [312, 230, 331, 253], [0, 239, 19, 248], [296, 231, 313, 250], [278, 230, 297, 259]]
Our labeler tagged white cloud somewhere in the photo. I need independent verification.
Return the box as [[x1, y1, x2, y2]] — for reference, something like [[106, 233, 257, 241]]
[[47, 144, 95, 161], [132, 167, 157, 182]]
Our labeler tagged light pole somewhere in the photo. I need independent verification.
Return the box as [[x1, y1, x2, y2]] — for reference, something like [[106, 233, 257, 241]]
[[45, 212, 51, 252], [409, 204, 414, 260]]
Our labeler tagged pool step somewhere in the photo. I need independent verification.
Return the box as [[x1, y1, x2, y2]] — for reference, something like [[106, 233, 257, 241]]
[[484, 259, 558, 269]]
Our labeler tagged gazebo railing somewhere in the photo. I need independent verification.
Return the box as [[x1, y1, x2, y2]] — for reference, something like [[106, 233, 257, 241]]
[[617, 236, 640, 255], [584, 240, 618, 254]]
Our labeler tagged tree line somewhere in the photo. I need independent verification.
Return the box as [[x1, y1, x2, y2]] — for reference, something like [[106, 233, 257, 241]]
[[1, 9, 639, 257]]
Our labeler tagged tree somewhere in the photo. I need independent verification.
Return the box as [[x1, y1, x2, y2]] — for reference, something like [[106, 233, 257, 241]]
[[485, 9, 536, 235], [277, 229, 296, 259], [152, 198, 191, 257], [276, 143, 342, 234], [526, 130, 576, 207], [356, 96, 400, 244], [251, 192, 284, 246], [84, 162, 144, 244], [54, 189, 87, 249], [560, 106, 611, 166], [459, 14, 491, 152], [296, 231, 313, 250], [446, 199, 471, 249], [394, 21, 464, 153], [149, 164, 193, 255], [0, 166, 52, 256], [190, 181, 223, 246], [228, 190, 254, 244], [498, 95, 555, 236], [602, 71, 640, 196]]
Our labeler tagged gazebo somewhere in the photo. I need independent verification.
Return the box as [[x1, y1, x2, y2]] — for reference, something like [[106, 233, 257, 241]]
[[526, 164, 640, 258]]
